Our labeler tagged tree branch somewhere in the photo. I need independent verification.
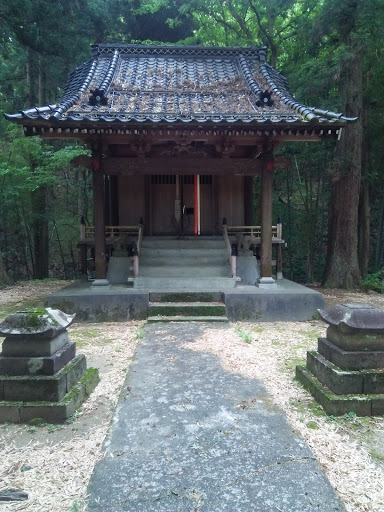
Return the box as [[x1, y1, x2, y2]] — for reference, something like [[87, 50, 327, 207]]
[[225, 0, 253, 41]]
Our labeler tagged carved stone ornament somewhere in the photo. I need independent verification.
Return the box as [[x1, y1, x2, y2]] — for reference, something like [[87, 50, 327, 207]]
[[319, 303, 384, 333], [0, 308, 76, 339]]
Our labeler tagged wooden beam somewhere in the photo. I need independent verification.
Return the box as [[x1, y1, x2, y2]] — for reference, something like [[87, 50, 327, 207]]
[[101, 157, 289, 175], [29, 122, 336, 144]]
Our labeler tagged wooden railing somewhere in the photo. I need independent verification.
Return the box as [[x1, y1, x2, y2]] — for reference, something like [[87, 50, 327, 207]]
[[79, 221, 144, 278], [223, 221, 284, 280], [225, 223, 283, 240], [80, 225, 142, 239]]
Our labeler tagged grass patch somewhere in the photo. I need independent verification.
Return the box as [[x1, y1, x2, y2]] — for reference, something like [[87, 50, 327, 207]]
[[0, 298, 47, 319], [369, 448, 384, 463], [234, 326, 253, 344], [134, 325, 145, 340], [298, 329, 321, 341], [291, 400, 326, 417], [81, 328, 101, 338], [283, 357, 306, 371], [71, 328, 114, 348], [306, 420, 320, 430]]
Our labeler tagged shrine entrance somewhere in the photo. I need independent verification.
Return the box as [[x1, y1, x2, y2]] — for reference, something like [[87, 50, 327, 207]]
[[150, 175, 214, 236]]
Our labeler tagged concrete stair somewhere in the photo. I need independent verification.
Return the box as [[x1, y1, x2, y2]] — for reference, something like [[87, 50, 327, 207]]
[[132, 237, 235, 291], [147, 291, 228, 323]]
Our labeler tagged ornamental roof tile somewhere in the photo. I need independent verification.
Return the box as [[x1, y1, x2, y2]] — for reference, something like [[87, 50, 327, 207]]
[[5, 43, 357, 127]]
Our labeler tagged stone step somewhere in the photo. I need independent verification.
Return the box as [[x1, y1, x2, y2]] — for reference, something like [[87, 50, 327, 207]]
[[139, 255, 228, 266], [0, 354, 87, 403], [296, 365, 383, 417], [141, 238, 225, 249], [0, 368, 100, 423], [148, 301, 226, 317], [149, 291, 223, 302], [147, 315, 229, 323], [132, 277, 236, 290], [306, 351, 384, 395], [138, 266, 231, 278]]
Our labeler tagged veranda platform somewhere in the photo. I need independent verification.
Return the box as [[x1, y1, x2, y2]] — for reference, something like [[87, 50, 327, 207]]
[[46, 279, 324, 323]]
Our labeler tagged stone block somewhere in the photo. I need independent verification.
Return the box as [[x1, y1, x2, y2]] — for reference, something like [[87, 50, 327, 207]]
[[65, 353, 87, 392], [319, 304, 384, 351], [0, 342, 76, 376], [372, 398, 384, 416], [1, 354, 86, 402], [362, 370, 384, 394], [306, 351, 363, 395], [5, 368, 100, 424], [0, 405, 21, 423], [326, 325, 384, 351], [1, 331, 69, 357], [317, 337, 384, 370], [296, 366, 372, 416], [3, 372, 67, 402]]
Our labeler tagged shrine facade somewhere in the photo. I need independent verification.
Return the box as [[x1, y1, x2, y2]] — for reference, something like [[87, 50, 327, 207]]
[[5, 43, 355, 319]]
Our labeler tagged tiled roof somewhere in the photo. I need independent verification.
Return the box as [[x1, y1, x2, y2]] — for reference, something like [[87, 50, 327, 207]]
[[5, 43, 356, 127]]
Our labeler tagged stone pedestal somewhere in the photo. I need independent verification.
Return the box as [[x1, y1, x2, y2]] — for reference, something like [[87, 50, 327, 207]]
[[296, 303, 384, 416], [0, 308, 99, 423], [257, 276, 277, 288], [236, 253, 260, 285]]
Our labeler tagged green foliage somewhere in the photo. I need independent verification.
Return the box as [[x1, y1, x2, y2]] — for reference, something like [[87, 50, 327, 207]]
[[70, 501, 85, 512], [0, 0, 384, 286], [0, 131, 90, 280], [234, 325, 253, 344], [134, 325, 145, 340], [362, 269, 384, 293]]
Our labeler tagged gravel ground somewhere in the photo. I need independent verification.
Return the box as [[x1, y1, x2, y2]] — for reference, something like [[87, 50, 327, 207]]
[[0, 281, 384, 511]]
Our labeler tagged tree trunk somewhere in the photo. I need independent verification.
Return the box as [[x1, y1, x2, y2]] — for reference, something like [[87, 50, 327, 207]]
[[323, 48, 363, 288], [32, 186, 49, 279], [0, 253, 10, 287], [358, 180, 370, 277], [26, 48, 37, 105]]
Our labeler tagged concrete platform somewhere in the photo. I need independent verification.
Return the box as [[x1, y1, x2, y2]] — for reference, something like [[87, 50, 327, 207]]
[[47, 279, 325, 322]]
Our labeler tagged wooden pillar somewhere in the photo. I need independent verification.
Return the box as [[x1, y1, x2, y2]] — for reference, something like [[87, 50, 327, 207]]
[[244, 176, 254, 225], [259, 163, 276, 287], [277, 244, 283, 280], [92, 153, 109, 285], [79, 244, 87, 275]]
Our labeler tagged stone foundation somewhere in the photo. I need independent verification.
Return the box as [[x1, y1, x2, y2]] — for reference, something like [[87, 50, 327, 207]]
[[296, 303, 384, 416], [0, 308, 99, 423]]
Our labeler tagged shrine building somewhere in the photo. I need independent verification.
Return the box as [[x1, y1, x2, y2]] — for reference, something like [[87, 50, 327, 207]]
[[5, 43, 356, 321]]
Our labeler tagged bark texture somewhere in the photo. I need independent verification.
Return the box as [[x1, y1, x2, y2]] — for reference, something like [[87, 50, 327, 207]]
[[323, 48, 363, 288], [32, 186, 49, 279], [0, 253, 10, 286]]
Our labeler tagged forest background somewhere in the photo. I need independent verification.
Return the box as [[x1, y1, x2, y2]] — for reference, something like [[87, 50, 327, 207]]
[[0, 0, 383, 289]]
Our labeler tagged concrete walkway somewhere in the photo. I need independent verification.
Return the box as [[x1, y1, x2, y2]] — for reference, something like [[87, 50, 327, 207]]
[[87, 323, 345, 512]]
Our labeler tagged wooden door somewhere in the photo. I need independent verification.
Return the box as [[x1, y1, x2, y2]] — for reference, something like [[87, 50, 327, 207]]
[[151, 175, 214, 235], [151, 175, 177, 235]]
